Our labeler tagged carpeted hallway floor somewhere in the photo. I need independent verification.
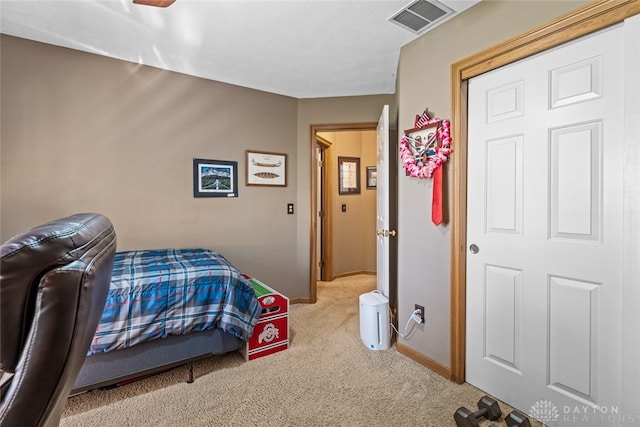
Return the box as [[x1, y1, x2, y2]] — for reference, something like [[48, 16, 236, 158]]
[[61, 275, 537, 426]]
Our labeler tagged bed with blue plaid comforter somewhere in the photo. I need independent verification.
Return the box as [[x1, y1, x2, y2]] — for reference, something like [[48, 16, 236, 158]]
[[87, 248, 262, 356]]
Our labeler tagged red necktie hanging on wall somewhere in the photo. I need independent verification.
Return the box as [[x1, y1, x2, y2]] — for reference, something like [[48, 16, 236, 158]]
[[399, 109, 452, 227], [431, 165, 443, 226]]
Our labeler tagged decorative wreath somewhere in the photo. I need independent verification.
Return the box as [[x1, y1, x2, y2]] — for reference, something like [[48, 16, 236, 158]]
[[399, 110, 452, 179]]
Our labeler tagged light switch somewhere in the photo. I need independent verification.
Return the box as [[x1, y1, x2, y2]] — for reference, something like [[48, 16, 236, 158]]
[[341, 204, 347, 212], [287, 203, 294, 214]]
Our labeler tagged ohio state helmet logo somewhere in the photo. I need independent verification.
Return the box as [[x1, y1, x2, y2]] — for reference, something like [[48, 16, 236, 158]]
[[258, 323, 279, 343]]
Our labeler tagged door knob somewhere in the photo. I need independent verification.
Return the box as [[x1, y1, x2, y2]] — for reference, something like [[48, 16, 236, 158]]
[[469, 244, 479, 254]]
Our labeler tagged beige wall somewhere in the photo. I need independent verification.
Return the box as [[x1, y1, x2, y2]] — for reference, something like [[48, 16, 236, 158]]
[[0, 35, 394, 301], [359, 131, 377, 273], [395, 0, 589, 368], [0, 35, 302, 296]]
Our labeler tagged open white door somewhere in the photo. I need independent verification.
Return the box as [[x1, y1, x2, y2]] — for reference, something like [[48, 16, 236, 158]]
[[376, 105, 391, 296]]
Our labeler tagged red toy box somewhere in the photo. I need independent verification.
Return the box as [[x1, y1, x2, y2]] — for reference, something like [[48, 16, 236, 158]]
[[241, 275, 289, 361]]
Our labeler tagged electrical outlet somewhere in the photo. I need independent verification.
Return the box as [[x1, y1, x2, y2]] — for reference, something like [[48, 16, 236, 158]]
[[414, 304, 425, 323]]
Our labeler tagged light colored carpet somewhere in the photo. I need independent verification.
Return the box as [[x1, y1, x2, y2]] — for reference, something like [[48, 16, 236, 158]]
[[61, 275, 536, 427]]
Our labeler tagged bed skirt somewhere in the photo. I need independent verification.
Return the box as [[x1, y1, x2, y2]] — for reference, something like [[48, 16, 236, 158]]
[[71, 328, 243, 395]]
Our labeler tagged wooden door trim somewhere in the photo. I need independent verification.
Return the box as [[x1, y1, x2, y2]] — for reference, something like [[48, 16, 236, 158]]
[[316, 135, 332, 283], [450, 0, 640, 384]]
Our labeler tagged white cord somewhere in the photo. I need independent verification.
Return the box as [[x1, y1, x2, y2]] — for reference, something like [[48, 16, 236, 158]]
[[371, 291, 423, 339], [390, 309, 422, 339]]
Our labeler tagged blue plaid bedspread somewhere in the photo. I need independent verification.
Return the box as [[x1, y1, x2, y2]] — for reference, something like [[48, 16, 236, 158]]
[[88, 248, 262, 356]]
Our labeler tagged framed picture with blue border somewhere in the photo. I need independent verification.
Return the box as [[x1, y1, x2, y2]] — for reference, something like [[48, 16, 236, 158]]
[[193, 158, 238, 198]]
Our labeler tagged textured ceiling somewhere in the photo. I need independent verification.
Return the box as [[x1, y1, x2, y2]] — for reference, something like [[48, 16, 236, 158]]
[[0, 0, 480, 98]]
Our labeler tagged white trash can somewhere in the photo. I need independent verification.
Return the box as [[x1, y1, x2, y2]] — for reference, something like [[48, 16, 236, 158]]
[[359, 291, 390, 350]]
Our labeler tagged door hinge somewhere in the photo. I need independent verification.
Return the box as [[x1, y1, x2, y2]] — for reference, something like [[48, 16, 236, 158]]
[[318, 211, 325, 218], [318, 160, 324, 167], [318, 260, 324, 268]]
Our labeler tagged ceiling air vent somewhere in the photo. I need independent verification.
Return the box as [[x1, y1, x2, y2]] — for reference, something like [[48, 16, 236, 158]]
[[388, 0, 454, 34]]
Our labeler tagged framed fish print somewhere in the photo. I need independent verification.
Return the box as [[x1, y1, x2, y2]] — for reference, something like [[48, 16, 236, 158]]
[[246, 150, 287, 187]]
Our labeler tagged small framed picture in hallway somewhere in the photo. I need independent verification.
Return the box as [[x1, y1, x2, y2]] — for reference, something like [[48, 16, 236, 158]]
[[366, 166, 377, 189], [338, 156, 360, 195]]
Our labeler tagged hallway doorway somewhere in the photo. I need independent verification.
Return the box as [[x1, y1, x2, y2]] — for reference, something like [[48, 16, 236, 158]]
[[316, 128, 377, 281], [309, 121, 398, 317]]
